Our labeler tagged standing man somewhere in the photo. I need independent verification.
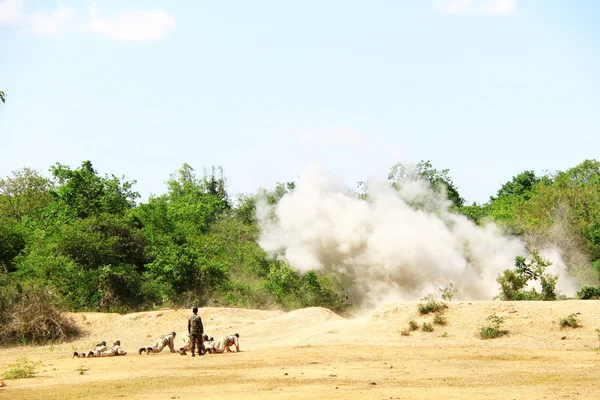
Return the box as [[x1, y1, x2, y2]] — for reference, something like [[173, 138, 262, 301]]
[[187, 307, 205, 357]]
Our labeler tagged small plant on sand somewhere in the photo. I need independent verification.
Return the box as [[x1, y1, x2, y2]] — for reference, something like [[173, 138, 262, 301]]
[[433, 315, 447, 326], [417, 294, 448, 315], [559, 314, 580, 329], [77, 365, 90, 375], [422, 322, 434, 332], [408, 320, 419, 331], [2, 358, 42, 380], [441, 332, 449, 338], [400, 329, 410, 336], [479, 314, 508, 340]]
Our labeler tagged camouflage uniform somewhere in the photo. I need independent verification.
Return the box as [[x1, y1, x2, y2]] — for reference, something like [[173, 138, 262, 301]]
[[178, 333, 214, 356], [188, 310, 204, 356], [139, 332, 177, 355], [79, 341, 107, 358], [215, 333, 240, 353], [98, 341, 127, 357]]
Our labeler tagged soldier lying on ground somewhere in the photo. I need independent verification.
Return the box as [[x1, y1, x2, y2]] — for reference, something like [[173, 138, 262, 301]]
[[178, 333, 215, 356], [213, 333, 240, 353], [95, 340, 128, 357], [73, 341, 107, 358], [139, 332, 177, 355]]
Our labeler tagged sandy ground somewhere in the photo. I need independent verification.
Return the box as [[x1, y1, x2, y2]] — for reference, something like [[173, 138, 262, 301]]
[[2, 300, 600, 399]]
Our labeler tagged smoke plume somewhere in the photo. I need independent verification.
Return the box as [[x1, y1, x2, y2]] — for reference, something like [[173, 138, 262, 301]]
[[257, 163, 579, 308]]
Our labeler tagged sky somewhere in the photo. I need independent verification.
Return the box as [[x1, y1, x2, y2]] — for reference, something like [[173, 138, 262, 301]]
[[0, 0, 599, 205]]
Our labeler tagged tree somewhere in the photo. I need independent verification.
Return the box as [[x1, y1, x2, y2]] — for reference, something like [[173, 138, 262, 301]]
[[49, 161, 139, 219], [0, 90, 5, 104], [0, 168, 53, 222], [496, 250, 558, 301], [388, 160, 465, 208], [492, 171, 544, 201]]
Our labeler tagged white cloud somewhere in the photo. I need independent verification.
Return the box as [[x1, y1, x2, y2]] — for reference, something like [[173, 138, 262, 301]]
[[84, 2, 175, 41], [0, 0, 25, 25], [434, 0, 516, 16], [29, 5, 75, 36]]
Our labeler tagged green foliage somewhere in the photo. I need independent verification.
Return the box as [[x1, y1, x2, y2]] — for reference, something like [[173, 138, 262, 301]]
[[400, 329, 410, 336], [388, 160, 465, 208], [3, 358, 42, 379], [408, 320, 419, 331], [3, 157, 600, 319], [417, 295, 448, 315], [433, 315, 447, 326], [496, 250, 558, 301], [0, 90, 5, 104], [49, 161, 139, 219], [559, 314, 580, 329], [576, 286, 600, 300], [479, 314, 508, 339], [421, 322, 434, 332]]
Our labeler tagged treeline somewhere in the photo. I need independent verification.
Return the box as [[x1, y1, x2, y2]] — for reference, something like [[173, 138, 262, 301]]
[[0, 162, 350, 321], [1, 158, 600, 321]]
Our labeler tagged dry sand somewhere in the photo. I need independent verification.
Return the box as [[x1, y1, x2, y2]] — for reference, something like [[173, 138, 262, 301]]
[[1, 300, 600, 399]]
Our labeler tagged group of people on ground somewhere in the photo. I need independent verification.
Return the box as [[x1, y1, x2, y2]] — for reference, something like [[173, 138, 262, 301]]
[[72, 307, 240, 359], [73, 340, 127, 358]]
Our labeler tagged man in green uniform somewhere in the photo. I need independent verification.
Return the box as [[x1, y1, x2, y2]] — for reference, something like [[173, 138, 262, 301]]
[[187, 307, 205, 357]]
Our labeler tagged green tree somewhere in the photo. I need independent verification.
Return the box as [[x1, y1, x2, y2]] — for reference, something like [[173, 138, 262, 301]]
[[0, 168, 53, 222], [496, 250, 558, 301], [49, 160, 139, 219], [388, 160, 465, 208], [0, 90, 5, 103]]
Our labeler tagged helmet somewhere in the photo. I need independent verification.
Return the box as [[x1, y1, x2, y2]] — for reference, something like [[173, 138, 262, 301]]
[[234, 333, 239, 338], [114, 340, 121, 346], [172, 332, 176, 336]]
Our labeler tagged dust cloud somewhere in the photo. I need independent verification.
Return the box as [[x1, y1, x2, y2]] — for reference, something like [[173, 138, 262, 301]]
[[257, 163, 579, 309]]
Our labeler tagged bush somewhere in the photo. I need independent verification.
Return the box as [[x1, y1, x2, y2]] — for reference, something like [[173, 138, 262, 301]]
[[400, 329, 410, 336], [3, 358, 42, 379], [496, 250, 558, 301], [422, 322, 434, 332], [408, 320, 419, 331], [417, 295, 448, 315], [0, 281, 80, 346], [479, 314, 508, 339], [559, 314, 580, 328], [433, 315, 447, 326], [577, 286, 600, 300]]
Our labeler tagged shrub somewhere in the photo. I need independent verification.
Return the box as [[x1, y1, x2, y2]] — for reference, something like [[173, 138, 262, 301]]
[[433, 315, 447, 326], [0, 282, 80, 346], [3, 358, 42, 379], [479, 314, 508, 339], [417, 295, 448, 315], [422, 322, 434, 332], [559, 314, 580, 329], [400, 329, 410, 336], [496, 250, 558, 301], [577, 286, 600, 300], [408, 320, 419, 331]]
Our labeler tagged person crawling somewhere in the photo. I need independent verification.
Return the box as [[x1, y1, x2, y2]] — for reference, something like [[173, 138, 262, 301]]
[[178, 333, 214, 356], [139, 332, 177, 355], [96, 340, 127, 357], [72, 340, 107, 358], [213, 333, 240, 353]]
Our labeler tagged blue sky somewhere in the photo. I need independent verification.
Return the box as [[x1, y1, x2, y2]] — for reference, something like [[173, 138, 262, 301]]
[[1, 0, 599, 205]]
